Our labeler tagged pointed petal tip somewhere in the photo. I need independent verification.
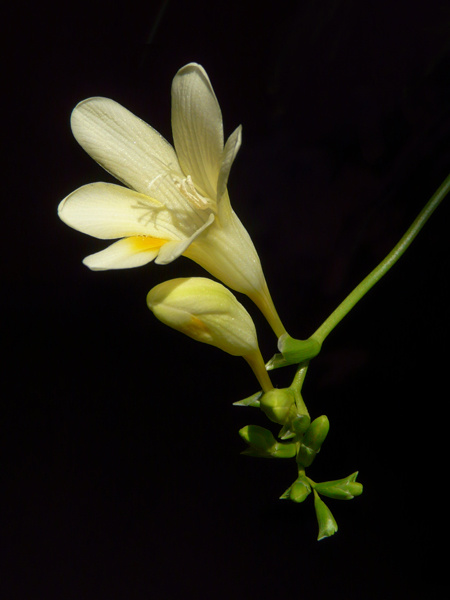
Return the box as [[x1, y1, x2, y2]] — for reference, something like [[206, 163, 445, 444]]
[[176, 62, 205, 76]]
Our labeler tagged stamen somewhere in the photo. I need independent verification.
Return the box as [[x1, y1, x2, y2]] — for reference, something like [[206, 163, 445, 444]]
[[173, 175, 215, 211]]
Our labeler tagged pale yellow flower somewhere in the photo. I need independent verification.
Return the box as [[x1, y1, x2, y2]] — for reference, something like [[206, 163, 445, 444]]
[[147, 277, 273, 392], [58, 63, 285, 337]]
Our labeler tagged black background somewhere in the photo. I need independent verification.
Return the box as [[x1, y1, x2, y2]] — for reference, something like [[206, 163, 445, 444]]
[[3, 1, 449, 598]]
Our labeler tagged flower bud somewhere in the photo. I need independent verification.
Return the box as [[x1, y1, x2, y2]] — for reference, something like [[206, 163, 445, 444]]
[[147, 277, 259, 357], [239, 425, 297, 458], [297, 415, 330, 467], [314, 490, 338, 540], [314, 472, 363, 500], [289, 477, 311, 502], [260, 388, 296, 425], [239, 425, 277, 451]]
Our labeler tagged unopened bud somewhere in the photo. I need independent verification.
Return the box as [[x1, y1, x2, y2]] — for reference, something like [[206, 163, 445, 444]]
[[289, 477, 312, 503], [314, 472, 363, 500], [260, 388, 296, 425], [239, 425, 276, 450], [239, 425, 297, 458], [297, 415, 330, 467], [147, 277, 259, 357], [314, 490, 338, 540]]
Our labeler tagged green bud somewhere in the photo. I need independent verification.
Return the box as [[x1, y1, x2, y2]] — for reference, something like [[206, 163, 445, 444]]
[[239, 425, 296, 458], [314, 472, 363, 500], [260, 388, 296, 425], [314, 490, 338, 540], [239, 425, 276, 449], [297, 415, 329, 466], [271, 442, 298, 459], [289, 478, 312, 503], [302, 415, 330, 451]]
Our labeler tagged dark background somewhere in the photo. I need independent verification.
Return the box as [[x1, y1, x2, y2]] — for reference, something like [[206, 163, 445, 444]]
[[3, 0, 449, 598]]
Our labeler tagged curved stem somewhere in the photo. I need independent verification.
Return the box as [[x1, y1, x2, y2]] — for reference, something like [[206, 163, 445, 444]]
[[311, 173, 450, 346], [290, 362, 309, 394]]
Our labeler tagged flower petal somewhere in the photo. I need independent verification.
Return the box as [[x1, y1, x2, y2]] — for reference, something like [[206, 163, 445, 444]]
[[70, 97, 186, 207], [58, 182, 201, 241], [83, 236, 166, 270], [217, 125, 242, 203], [155, 213, 215, 264], [171, 63, 224, 200]]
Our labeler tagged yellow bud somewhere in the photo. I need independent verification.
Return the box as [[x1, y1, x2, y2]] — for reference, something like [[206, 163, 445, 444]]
[[147, 277, 259, 357]]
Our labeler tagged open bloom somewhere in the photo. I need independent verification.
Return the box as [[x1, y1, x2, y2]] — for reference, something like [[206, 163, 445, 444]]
[[147, 277, 273, 392], [58, 63, 285, 337]]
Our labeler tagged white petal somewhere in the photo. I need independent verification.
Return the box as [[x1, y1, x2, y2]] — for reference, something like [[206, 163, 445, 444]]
[[58, 182, 197, 241], [171, 63, 224, 200], [70, 97, 186, 207], [155, 213, 215, 264], [217, 125, 242, 203], [83, 237, 163, 270]]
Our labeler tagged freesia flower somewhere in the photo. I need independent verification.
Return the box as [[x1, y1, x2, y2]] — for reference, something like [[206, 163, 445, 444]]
[[147, 277, 273, 392], [58, 63, 286, 338]]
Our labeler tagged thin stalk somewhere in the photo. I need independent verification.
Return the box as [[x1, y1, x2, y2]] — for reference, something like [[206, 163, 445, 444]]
[[311, 173, 450, 346]]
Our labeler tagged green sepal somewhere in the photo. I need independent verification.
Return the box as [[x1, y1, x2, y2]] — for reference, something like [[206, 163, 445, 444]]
[[239, 425, 297, 458], [278, 424, 296, 440], [280, 476, 312, 503], [266, 335, 321, 370], [266, 352, 290, 371], [279, 486, 292, 500], [233, 391, 263, 407], [297, 415, 330, 467], [278, 412, 311, 440], [313, 490, 338, 540], [314, 472, 363, 500]]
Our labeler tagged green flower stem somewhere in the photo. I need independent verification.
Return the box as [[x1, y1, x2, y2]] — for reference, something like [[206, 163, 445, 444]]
[[289, 362, 310, 410], [290, 362, 309, 393], [311, 173, 450, 346]]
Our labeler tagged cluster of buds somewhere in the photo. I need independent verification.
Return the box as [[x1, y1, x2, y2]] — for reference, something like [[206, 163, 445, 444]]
[[238, 390, 362, 539]]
